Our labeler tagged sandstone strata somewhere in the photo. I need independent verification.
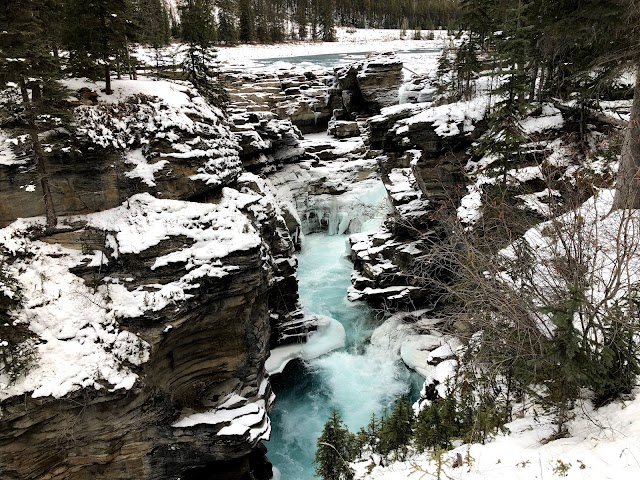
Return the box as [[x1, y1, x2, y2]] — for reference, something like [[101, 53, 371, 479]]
[[0, 80, 304, 480]]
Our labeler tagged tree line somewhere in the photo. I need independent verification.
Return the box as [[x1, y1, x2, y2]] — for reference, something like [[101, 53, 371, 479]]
[[185, 0, 461, 44], [433, 0, 640, 208], [315, 385, 507, 480]]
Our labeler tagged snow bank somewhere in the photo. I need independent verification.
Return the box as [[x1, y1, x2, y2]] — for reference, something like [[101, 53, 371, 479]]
[[65, 77, 242, 189], [356, 388, 640, 480], [63, 77, 192, 107], [266, 315, 346, 375], [393, 95, 489, 138], [0, 222, 150, 400]]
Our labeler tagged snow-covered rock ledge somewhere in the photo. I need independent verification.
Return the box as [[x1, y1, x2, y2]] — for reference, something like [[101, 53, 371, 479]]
[[0, 77, 287, 480], [266, 314, 347, 375]]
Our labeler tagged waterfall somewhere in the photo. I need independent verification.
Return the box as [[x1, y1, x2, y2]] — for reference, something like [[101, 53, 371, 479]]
[[267, 226, 416, 479]]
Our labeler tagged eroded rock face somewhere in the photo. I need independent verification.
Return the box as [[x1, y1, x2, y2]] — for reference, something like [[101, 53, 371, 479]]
[[0, 81, 242, 227], [0, 188, 280, 479], [332, 54, 403, 116], [223, 66, 334, 134], [350, 98, 489, 309], [0, 80, 300, 480]]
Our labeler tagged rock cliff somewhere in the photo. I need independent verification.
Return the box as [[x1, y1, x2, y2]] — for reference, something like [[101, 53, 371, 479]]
[[0, 79, 300, 479]]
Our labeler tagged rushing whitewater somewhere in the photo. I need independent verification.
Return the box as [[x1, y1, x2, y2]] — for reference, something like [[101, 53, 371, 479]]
[[267, 230, 416, 479]]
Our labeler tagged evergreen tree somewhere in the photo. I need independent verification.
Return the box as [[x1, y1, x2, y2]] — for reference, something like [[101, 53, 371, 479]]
[[64, 0, 135, 93], [217, 0, 238, 44], [134, 0, 171, 48], [0, 0, 65, 229], [238, 0, 256, 43], [132, 0, 170, 77], [319, 0, 336, 41], [379, 397, 414, 460], [355, 413, 381, 455], [315, 410, 356, 480], [254, 0, 270, 42], [178, 0, 226, 105], [296, 0, 309, 40]]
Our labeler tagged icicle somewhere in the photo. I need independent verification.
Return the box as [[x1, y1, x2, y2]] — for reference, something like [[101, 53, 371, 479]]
[[327, 199, 339, 235], [337, 211, 351, 235]]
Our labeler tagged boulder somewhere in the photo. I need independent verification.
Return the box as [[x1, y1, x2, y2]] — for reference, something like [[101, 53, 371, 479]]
[[328, 120, 360, 139]]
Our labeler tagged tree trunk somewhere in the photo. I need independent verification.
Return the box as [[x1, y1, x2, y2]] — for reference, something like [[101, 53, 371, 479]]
[[612, 64, 640, 209], [105, 61, 112, 95], [101, 12, 113, 94], [19, 78, 57, 229], [32, 125, 57, 230]]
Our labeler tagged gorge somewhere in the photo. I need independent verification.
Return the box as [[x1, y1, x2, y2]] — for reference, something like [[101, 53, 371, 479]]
[[0, 39, 453, 479], [2, 28, 633, 480]]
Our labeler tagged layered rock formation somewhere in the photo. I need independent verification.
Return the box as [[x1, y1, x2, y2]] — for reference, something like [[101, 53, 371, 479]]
[[348, 97, 490, 308], [223, 65, 334, 134], [330, 54, 403, 117], [0, 79, 303, 479]]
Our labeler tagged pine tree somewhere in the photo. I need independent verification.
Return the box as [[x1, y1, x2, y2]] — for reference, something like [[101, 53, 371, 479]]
[[379, 397, 414, 460], [296, 0, 309, 40], [135, 0, 171, 48], [355, 413, 381, 455], [64, 0, 135, 93], [254, 0, 269, 42], [238, 0, 256, 43], [315, 410, 356, 480], [319, 0, 336, 41], [217, 0, 238, 44], [0, 0, 65, 229]]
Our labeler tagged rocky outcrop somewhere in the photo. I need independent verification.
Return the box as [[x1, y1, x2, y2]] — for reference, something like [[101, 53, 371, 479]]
[[0, 189, 277, 479], [0, 79, 304, 480], [331, 54, 403, 117], [0, 80, 241, 227], [230, 111, 304, 172], [223, 66, 334, 134], [350, 97, 490, 309], [328, 119, 360, 139]]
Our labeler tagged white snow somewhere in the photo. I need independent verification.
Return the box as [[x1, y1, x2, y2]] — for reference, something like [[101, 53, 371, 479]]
[[63, 77, 193, 107], [0, 131, 27, 166], [172, 381, 272, 442], [0, 221, 150, 400], [82, 191, 260, 318], [457, 185, 484, 225], [519, 104, 564, 134], [356, 389, 640, 480], [265, 315, 346, 375], [124, 148, 169, 186], [393, 96, 490, 138]]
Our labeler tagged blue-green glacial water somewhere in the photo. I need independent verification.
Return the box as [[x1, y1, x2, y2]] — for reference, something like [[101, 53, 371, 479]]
[[252, 47, 442, 69], [266, 233, 423, 480]]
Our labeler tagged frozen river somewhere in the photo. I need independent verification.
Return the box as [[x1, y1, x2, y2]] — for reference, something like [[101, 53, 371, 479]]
[[251, 46, 441, 69]]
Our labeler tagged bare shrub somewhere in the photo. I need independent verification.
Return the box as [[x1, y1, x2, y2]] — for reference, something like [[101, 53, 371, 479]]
[[409, 187, 640, 435]]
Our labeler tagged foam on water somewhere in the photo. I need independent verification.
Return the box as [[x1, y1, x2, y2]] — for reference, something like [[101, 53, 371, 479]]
[[267, 230, 412, 479]]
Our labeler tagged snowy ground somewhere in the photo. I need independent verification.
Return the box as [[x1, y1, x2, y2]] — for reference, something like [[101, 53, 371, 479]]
[[134, 27, 447, 76], [214, 27, 447, 62], [356, 391, 640, 480]]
